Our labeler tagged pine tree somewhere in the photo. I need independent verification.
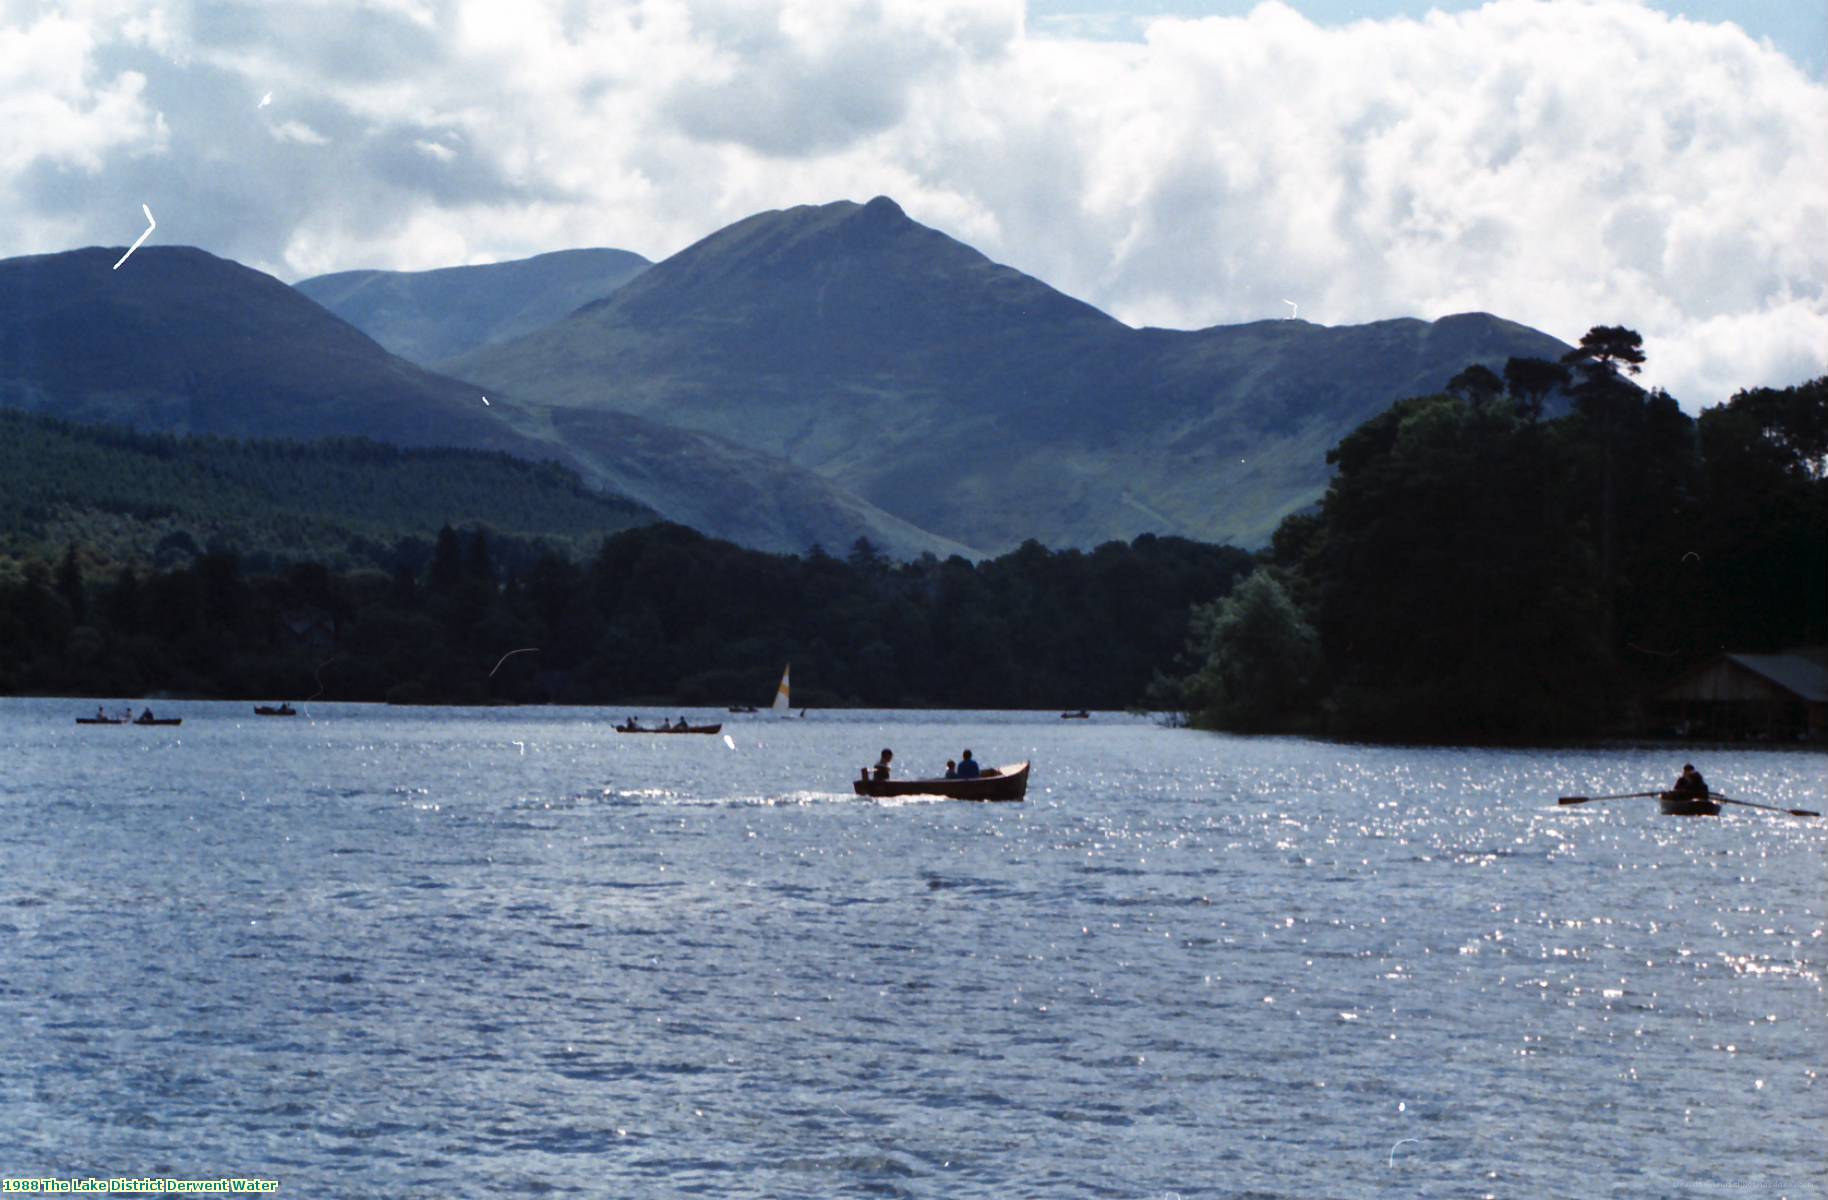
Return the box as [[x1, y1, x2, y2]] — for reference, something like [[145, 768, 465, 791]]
[[55, 544, 85, 623]]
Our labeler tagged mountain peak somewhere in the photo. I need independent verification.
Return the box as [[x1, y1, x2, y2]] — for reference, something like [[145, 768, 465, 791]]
[[859, 194, 906, 220], [30, 244, 272, 292], [748, 194, 920, 255]]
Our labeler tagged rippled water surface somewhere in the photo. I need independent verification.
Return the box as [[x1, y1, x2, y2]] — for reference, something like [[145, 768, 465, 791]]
[[2, 699, 1824, 1197]]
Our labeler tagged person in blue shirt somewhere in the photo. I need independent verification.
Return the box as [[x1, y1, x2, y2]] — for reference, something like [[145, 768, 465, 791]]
[[955, 749, 980, 779]]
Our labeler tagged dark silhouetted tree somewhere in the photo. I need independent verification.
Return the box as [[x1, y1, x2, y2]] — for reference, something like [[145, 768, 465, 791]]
[[56, 545, 85, 623], [428, 525, 464, 594], [1561, 325, 1651, 646], [1179, 570, 1322, 732], [465, 528, 496, 584], [1447, 363, 1504, 404], [1503, 356, 1570, 422]]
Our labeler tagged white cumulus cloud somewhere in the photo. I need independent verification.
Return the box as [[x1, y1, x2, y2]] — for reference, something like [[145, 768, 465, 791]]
[[0, 11, 164, 172], [0, 0, 1820, 406]]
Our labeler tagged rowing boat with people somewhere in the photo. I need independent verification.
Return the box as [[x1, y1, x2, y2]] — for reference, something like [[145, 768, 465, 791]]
[[1558, 787, 1816, 818], [1659, 791, 1722, 817], [77, 709, 180, 726], [615, 721, 722, 735], [854, 761, 1030, 802]]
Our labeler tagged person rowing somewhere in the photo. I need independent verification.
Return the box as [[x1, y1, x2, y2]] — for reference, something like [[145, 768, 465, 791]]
[[1670, 763, 1709, 799]]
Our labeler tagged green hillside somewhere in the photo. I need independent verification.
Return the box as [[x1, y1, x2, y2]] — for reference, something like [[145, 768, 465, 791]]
[[0, 409, 654, 571], [295, 247, 651, 365]]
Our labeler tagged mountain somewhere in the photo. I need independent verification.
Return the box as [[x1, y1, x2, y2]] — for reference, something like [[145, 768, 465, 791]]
[[295, 247, 650, 365], [0, 245, 522, 448], [450, 196, 1573, 550], [0, 245, 969, 559]]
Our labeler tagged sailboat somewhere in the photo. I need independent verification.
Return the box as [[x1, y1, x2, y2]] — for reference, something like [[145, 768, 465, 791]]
[[771, 662, 807, 717], [729, 665, 794, 714]]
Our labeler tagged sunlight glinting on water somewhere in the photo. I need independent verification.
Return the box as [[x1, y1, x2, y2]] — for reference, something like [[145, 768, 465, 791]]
[[1, 701, 1822, 1197]]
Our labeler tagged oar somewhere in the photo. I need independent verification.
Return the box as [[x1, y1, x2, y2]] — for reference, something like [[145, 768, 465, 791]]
[[1713, 795, 1821, 818], [1557, 791, 1663, 805]]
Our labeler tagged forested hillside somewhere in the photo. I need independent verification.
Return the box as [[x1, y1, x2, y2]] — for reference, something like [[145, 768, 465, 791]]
[[0, 410, 653, 572]]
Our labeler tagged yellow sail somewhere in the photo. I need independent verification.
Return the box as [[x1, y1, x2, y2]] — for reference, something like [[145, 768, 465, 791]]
[[771, 664, 791, 711]]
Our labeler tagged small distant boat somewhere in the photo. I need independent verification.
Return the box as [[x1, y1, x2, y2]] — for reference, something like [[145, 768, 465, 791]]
[[728, 705, 757, 714], [772, 664, 792, 714], [254, 704, 297, 717], [616, 721, 723, 735], [79, 710, 180, 726], [1660, 791, 1722, 816], [854, 761, 1030, 802], [1060, 710, 1090, 720]]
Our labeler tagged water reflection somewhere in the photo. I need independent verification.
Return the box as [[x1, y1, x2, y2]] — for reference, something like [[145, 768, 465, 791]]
[[0, 700, 1821, 1198]]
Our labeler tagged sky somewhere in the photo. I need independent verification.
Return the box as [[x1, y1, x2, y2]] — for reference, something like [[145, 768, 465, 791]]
[[1030, 1, 1826, 76], [2, 0, 1823, 408]]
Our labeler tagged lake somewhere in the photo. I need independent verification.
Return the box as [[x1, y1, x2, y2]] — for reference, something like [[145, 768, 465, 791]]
[[2, 700, 1823, 1197]]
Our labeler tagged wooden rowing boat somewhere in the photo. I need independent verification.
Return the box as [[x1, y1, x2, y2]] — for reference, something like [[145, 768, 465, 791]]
[[1060, 710, 1090, 720], [254, 704, 297, 716], [78, 714, 181, 726], [615, 722, 723, 735], [1660, 791, 1721, 816], [854, 761, 1030, 802]]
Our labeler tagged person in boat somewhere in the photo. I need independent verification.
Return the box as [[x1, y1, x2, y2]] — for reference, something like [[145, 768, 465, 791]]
[[1671, 764, 1710, 798], [955, 749, 980, 779], [137, 708, 155, 723], [872, 749, 894, 782], [944, 760, 957, 779], [676, 716, 690, 730], [96, 706, 107, 720]]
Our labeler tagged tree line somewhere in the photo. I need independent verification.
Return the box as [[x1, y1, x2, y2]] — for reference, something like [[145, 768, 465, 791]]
[[1164, 328, 1826, 741], [0, 523, 1251, 709]]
